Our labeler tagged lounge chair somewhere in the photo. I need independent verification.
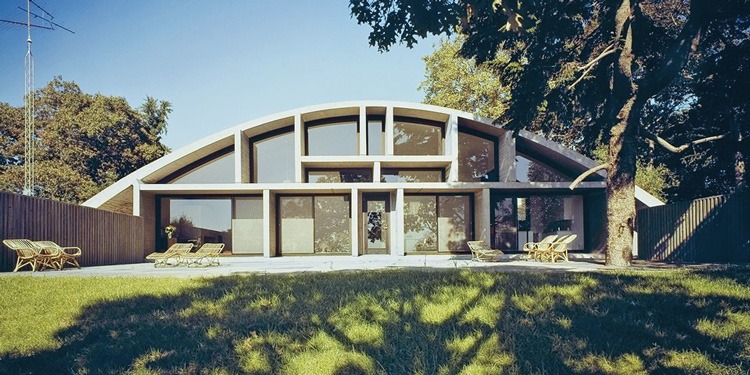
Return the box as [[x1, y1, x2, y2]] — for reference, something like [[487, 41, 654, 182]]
[[535, 234, 578, 262], [145, 243, 194, 267], [180, 243, 225, 267], [3, 239, 62, 272], [522, 234, 558, 261], [467, 240, 504, 262], [34, 241, 82, 269]]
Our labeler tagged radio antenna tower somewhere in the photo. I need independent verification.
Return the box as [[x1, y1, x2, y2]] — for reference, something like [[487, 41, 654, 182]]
[[1, 0, 74, 195]]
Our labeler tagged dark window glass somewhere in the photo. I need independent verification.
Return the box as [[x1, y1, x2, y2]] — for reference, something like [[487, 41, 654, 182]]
[[381, 169, 443, 182], [160, 198, 232, 251], [458, 131, 497, 182], [403, 194, 473, 253], [279, 196, 350, 254], [307, 121, 358, 156], [393, 120, 443, 155], [367, 120, 384, 155], [515, 155, 568, 182], [252, 130, 295, 183], [307, 169, 373, 183]]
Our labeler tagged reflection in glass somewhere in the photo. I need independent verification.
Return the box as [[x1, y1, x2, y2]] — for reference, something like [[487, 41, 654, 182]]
[[279, 196, 350, 254], [307, 169, 373, 183], [394, 121, 443, 155], [491, 197, 517, 251], [232, 197, 263, 254], [404, 196, 437, 252], [381, 169, 443, 182], [367, 120, 384, 155], [438, 195, 473, 252], [168, 151, 235, 184], [307, 121, 358, 156], [515, 155, 568, 182], [161, 198, 232, 251], [253, 130, 295, 183], [363, 194, 390, 254], [458, 131, 497, 181]]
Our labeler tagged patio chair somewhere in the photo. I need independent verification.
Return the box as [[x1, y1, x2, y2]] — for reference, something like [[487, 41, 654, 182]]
[[34, 241, 82, 269], [3, 239, 62, 272], [534, 235, 577, 262], [522, 234, 558, 261], [145, 243, 194, 267], [467, 240, 504, 262], [180, 243, 225, 267]]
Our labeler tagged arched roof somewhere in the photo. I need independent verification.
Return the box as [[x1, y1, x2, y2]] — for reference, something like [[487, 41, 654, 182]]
[[83, 101, 663, 210]]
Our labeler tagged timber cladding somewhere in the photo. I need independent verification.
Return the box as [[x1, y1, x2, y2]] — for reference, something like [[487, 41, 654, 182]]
[[637, 189, 750, 263], [0, 192, 145, 272]]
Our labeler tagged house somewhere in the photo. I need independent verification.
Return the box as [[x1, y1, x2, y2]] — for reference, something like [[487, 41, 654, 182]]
[[83, 101, 662, 256]]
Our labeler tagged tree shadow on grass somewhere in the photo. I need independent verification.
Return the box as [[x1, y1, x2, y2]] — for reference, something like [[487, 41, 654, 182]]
[[1, 267, 749, 374]]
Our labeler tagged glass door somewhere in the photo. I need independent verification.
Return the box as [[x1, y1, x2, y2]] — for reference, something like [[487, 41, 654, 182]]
[[362, 193, 390, 254], [491, 195, 518, 250]]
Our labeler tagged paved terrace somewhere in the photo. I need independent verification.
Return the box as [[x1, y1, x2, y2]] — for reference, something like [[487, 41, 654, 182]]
[[1, 254, 618, 277]]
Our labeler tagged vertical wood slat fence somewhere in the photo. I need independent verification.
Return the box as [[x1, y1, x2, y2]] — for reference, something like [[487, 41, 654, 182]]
[[637, 189, 750, 263], [0, 192, 144, 272]]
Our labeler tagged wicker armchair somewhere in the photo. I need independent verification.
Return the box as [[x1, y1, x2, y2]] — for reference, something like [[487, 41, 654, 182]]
[[34, 241, 82, 269], [535, 235, 578, 262], [522, 235, 558, 261], [3, 239, 62, 272]]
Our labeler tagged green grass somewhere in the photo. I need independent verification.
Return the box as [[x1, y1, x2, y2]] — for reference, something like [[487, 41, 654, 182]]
[[1, 267, 749, 374]]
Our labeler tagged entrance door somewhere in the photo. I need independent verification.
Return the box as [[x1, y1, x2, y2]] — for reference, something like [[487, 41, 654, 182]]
[[362, 193, 390, 254]]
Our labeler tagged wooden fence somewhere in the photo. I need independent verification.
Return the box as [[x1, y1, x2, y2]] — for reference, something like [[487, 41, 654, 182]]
[[0, 192, 145, 272], [637, 188, 750, 263]]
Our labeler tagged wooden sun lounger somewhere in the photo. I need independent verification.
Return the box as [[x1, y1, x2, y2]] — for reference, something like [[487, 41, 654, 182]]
[[145, 243, 194, 267], [180, 243, 225, 267], [467, 240, 504, 262]]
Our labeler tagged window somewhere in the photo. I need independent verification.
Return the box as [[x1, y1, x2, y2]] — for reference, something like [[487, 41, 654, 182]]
[[515, 155, 569, 182], [393, 119, 443, 155], [163, 149, 234, 184], [404, 194, 473, 253], [381, 169, 444, 182], [232, 197, 263, 254], [367, 119, 384, 155], [458, 130, 497, 182], [251, 127, 295, 183], [160, 197, 233, 251], [278, 195, 351, 254], [306, 119, 358, 156], [307, 169, 373, 183]]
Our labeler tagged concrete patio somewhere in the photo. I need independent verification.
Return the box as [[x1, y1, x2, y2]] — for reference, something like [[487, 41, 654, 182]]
[[1, 254, 611, 277]]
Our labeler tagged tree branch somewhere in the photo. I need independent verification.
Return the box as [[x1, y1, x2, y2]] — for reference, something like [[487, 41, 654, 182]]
[[569, 163, 608, 190], [568, 44, 617, 90], [642, 129, 728, 153]]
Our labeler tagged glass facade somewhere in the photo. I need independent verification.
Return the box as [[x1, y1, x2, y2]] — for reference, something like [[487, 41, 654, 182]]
[[458, 130, 497, 182], [516, 155, 569, 182], [252, 129, 296, 183], [232, 197, 264, 254], [393, 120, 443, 155], [491, 194, 585, 251], [160, 197, 233, 251], [278, 196, 351, 255], [381, 169, 444, 183], [367, 120, 384, 155], [404, 195, 473, 253], [167, 150, 235, 184], [306, 121, 358, 156], [307, 169, 373, 183]]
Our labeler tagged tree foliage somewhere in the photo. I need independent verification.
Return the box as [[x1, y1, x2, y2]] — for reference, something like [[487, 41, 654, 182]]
[[351, 0, 750, 265], [0, 77, 171, 203]]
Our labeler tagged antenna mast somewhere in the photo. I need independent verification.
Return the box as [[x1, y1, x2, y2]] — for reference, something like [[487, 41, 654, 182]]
[[24, 0, 34, 195], [1, 0, 74, 196]]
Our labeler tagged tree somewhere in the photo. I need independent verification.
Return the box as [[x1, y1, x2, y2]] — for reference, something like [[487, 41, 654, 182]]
[[350, 0, 750, 266], [0, 77, 172, 203]]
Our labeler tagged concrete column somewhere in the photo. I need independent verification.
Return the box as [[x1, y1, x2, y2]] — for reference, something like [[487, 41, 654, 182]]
[[132, 181, 141, 216], [373, 161, 381, 183], [359, 106, 367, 155], [385, 106, 394, 155], [263, 189, 272, 257], [475, 189, 492, 244], [351, 188, 359, 256], [235, 129, 250, 183], [393, 188, 405, 256], [294, 114, 303, 183], [446, 113, 459, 182]]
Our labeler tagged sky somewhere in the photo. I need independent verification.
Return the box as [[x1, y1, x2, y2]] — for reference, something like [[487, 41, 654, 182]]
[[0, 0, 440, 149]]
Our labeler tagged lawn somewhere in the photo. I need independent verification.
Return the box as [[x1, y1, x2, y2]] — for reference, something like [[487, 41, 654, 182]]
[[1, 267, 749, 374]]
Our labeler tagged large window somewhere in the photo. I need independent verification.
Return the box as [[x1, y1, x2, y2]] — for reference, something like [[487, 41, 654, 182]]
[[381, 169, 444, 182], [159, 197, 233, 251], [163, 149, 234, 184], [491, 194, 584, 251], [251, 127, 295, 183], [404, 194, 473, 253], [307, 169, 373, 183], [306, 119, 359, 156], [278, 195, 351, 254], [367, 119, 384, 155], [458, 130, 498, 182], [393, 118, 444, 155], [232, 197, 264, 254], [516, 155, 569, 182]]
